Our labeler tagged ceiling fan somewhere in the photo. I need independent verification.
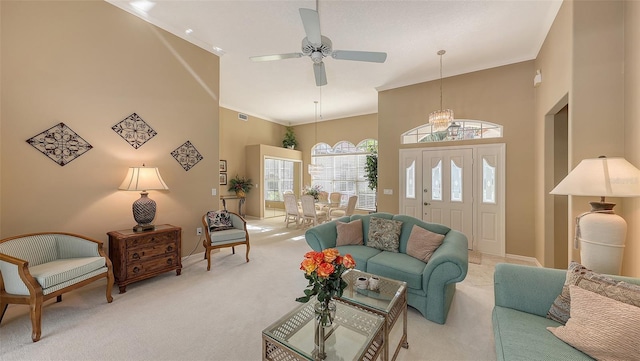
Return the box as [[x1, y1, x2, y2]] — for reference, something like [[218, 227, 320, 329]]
[[250, 7, 387, 86]]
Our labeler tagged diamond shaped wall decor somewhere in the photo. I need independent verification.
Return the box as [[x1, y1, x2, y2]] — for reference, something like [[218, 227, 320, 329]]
[[26, 122, 93, 166], [171, 140, 203, 171], [112, 112, 157, 149]]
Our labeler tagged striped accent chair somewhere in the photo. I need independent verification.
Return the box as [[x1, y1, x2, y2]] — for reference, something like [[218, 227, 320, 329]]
[[0, 232, 114, 342]]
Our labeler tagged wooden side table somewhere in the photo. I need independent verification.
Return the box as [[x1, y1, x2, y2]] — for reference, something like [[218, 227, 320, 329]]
[[107, 224, 182, 293]]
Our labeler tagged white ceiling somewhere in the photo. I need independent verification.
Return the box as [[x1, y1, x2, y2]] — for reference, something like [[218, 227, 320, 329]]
[[106, 0, 562, 125]]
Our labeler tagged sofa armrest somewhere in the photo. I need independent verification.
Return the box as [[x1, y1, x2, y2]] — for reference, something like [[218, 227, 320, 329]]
[[494, 263, 566, 317], [305, 221, 338, 251], [423, 229, 468, 290], [0, 253, 42, 296]]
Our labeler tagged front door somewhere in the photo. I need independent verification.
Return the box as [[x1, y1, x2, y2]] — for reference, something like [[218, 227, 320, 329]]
[[423, 148, 473, 249]]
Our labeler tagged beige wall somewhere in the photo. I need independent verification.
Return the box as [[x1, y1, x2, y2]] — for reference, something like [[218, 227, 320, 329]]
[[0, 1, 220, 257], [623, 0, 640, 276], [378, 61, 536, 257]]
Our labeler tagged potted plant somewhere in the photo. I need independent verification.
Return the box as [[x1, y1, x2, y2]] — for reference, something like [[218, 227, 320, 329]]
[[303, 184, 322, 201], [364, 145, 378, 191], [228, 175, 252, 198], [282, 126, 298, 149]]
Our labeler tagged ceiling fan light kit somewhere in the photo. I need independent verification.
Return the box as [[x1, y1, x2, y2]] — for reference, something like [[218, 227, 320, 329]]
[[250, 6, 387, 86]]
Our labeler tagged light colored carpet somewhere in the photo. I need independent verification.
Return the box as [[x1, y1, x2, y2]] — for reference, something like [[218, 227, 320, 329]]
[[0, 218, 533, 360], [469, 250, 482, 265]]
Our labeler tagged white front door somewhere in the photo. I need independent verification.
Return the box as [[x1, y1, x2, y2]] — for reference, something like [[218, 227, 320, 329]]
[[423, 148, 473, 249], [399, 144, 505, 255]]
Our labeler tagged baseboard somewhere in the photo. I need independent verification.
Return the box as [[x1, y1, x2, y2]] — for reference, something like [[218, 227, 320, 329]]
[[505, 253, 542, 267]]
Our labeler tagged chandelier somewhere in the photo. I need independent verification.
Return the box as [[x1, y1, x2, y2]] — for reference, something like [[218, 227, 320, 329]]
[[429, 50, 454, 131], [308, 100, 324, 176]]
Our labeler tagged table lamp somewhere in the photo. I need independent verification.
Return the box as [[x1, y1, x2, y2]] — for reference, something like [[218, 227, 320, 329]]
[[119, 165, 169, 232], [550, 156, 640, 274]]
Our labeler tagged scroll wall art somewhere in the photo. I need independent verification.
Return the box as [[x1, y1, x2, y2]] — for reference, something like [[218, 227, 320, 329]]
[[112, 112, 157, 149], [171, 140, 203, 171], [26, 122, 93, 166]]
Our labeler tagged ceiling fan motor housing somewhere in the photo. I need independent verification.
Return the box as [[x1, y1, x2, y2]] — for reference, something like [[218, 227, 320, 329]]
[[302, 36, 333, 62]]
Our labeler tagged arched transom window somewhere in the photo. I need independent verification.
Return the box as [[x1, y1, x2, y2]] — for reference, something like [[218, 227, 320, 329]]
[[311, 139, 377, 211], [402, 119, 503, 144]]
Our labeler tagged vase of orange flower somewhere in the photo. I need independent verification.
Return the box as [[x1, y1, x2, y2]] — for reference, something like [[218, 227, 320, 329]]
[[296, 249, 356, 360]]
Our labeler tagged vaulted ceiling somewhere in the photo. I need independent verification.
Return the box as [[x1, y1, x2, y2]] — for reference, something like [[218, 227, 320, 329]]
[[106, 0, 562, 124]]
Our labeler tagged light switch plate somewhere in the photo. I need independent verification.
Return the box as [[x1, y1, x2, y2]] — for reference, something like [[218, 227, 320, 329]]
[[383, 189, 393, 195]]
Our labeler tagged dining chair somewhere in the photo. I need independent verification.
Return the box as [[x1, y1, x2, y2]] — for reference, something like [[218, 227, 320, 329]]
[[328, 192, 342, 209], [329, 195, 358, 219], [283, 193, 302, 228], [300, 194, 328, 227]]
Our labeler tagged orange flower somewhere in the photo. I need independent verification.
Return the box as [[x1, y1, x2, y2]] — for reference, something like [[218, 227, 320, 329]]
[[317, 262, 335, 278], [304, 251, 324, 265], [322, 248, 340, 263], [342, 254, 356, 269], [300, 258, 318, 275]]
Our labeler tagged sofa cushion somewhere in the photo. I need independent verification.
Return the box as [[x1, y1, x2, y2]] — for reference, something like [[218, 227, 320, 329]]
[[336, 219, 363, 246], [366, 252, 425, 290], [406, 225, 444, 263], [29, 257, 106, 289], [367, 217, 402, 252], [548, 286, 640, 361], [207, 210, 234, 232], [335, 245, 381, 272], [493, 306, 592, 361], [547, 262, 640, 324]]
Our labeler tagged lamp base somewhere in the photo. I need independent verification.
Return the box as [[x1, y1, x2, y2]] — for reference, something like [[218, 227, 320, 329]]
[[588, 201, 616, 212], [133, 224, 155, 232]]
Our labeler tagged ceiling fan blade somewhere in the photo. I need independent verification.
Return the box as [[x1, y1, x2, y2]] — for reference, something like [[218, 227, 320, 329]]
[[332, 50, 387, 63], [299, 8, 321, 47], [313, 62, 327, 86], [250, 53, 303, 62]]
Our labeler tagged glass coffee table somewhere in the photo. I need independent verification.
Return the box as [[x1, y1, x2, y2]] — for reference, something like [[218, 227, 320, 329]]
[[339, 269, 408, 361], [262, 299, 384, 361]]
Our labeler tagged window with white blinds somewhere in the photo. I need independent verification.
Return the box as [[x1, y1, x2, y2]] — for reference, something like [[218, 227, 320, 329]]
[[264, 158, 294, 201], [311, 139, 377, 211]]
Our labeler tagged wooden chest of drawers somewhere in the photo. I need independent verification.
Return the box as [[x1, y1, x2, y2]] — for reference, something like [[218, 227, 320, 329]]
[[107, 224, 182, 293]]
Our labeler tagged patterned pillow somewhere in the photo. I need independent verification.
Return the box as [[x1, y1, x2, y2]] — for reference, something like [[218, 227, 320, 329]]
[[547, 286, 640, 360], [207, 210, 233, 232], [336, 219, 363, 246], [547, 261, 640, 324], [367, 217, 403, 252]]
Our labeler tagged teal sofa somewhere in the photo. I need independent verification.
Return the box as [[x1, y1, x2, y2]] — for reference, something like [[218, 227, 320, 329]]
[[305, 212, 468, 324], [493, 263, 640, 360]]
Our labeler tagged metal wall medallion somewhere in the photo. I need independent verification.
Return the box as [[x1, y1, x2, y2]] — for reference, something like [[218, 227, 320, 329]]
[[26, 122, 93, 166], [112, 112, 157, 149], [171, 140, 203, 171]]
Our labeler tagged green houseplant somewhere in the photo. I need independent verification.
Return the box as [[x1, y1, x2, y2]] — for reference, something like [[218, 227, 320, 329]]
[[364, 145, 378, 191], [228, 175, 252, 198], [282, 126, 298, 149]]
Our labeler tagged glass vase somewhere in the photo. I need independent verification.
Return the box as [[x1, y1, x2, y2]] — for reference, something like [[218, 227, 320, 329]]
[[313, 299, 336, 360]]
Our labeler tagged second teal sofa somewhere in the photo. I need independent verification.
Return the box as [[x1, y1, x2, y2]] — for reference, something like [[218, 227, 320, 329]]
[[305, 212, 468, 324]]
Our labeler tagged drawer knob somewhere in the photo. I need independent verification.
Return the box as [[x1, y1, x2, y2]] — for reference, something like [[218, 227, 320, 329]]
[[167, 258, 173, 265], [133, 266, 140, 274], [132, 253, 140, 260], [167, 245, 173, 252]]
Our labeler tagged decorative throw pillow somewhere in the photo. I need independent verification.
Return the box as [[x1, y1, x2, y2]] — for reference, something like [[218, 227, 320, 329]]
[[336, 219, 363, 246], [547, 261, 640, 324], [406, 225, 445, 263], [547, 285, 640, 361], [367, 217, 403, 252], [207, 210, 233, 232]]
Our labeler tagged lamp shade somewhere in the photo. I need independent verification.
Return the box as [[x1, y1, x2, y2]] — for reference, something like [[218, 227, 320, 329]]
[[550, 157, 640, 197], [119, 167, 169, 191]]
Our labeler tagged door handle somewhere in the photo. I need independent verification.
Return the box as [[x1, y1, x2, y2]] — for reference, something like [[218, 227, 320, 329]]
[[424, 202, 430, 206]]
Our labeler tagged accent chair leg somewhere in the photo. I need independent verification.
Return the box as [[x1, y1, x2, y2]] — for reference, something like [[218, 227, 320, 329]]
[[30, 298, 43, 342], [106, 272, 114, 303], [0, 302, 8, 323], [245, 244, 250, 263], [206, 249, 212, 271], [232, 246, 236, 255], [56, 295, 62, 303]]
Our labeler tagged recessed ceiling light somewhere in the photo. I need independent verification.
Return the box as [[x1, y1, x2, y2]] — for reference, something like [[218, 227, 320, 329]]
[[185, 29, 193, 35]]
